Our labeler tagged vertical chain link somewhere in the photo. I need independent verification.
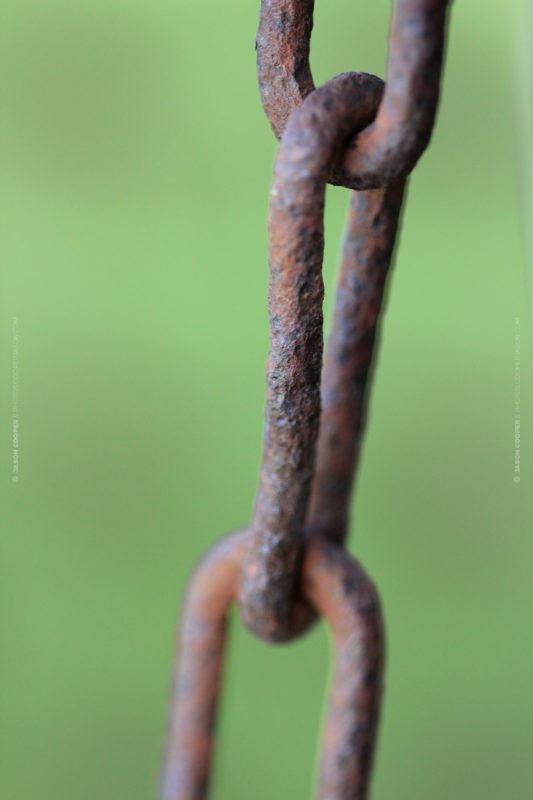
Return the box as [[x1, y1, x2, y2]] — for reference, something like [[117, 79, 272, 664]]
[[161, 2, 452, 796]]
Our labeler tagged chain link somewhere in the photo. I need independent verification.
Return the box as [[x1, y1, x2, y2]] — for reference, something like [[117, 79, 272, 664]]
[[161, 1, 451, 796]]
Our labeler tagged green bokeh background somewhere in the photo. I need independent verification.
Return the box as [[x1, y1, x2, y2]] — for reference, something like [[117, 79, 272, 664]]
[[1, 1, 531, 798]]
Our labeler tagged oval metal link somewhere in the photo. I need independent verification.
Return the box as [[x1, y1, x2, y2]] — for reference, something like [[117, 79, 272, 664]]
[[161, 531, 383, 800], [240, 73, 403, 642], [239, 0, 450, 641], [306, 178, 406, 541]]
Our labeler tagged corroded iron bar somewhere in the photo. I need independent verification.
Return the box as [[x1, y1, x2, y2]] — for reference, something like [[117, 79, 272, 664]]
[[257, 0, 451, 189], [241, 73, 385, 642], [307, 180, 406, 542]]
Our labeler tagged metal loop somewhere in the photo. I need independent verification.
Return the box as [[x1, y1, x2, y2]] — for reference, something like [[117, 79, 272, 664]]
[[238, 0, 451, 641], [257, 0, 451, 189], [239, 73, 402, 643], [306, 179, 406, 541], [162, 1, 452, 790], [161, 530, 384, 800]]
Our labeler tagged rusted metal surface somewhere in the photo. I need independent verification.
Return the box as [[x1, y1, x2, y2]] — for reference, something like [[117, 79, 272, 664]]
[[256, 0, 316, 139], [161, 531, 383, 800], [257, 0, 451, 189], [336, 0, 450, 190], [240, 0, 450, 641], [241, 73, 386, 643], [161, 532, 244, 800], [162, 0, 452, 795], [241, 156, 406, 640], [307, 180, 406, 543]]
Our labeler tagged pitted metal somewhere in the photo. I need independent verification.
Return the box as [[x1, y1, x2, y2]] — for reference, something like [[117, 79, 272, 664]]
[[256, 0, 451, 189], [241, 73, 388, 642], [161, 1, 451, 796], [161, 531, 383, 800]]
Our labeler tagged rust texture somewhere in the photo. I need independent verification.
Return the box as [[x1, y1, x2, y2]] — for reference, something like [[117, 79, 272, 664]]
[[240, 0, 450, 642], [257, 0, 451, 189], [242, 170, 407, 640], [306, 180, 406, 543], [162, 0, 452, 794], [161, 531, 383, 800], [241, 73, 386, 643]]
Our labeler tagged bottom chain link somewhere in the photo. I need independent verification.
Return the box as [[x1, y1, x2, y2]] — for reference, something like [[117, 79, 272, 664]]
[[161, 531, 383, 800]]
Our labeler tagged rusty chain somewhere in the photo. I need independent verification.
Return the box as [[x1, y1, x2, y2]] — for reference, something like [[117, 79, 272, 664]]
[[161, 2, 451, 798]]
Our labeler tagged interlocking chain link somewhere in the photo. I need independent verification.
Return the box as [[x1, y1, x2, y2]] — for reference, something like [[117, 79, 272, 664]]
[[161, 2, 451, 797], [243, 0, 450, 642], [257, 0, 449, 189]]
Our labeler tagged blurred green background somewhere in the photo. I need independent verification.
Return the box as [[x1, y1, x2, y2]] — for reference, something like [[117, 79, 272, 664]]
[[0, 1, 531, 798]]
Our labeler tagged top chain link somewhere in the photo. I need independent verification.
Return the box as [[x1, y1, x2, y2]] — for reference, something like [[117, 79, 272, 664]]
[[257, 0, 450, 188]]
